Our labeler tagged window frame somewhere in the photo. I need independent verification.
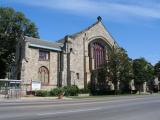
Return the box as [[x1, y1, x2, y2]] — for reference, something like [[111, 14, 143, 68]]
[[39, 49, 50, 61], [38, 66, 49, 85]]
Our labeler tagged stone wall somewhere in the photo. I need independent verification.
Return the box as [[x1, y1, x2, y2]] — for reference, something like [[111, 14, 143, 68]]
[[20, 40, 59, 90], [66, 21, 115, 88], [15, 19, 116, 91]]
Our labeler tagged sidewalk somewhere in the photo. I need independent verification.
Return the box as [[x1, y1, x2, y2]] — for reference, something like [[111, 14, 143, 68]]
[[0, 96, 72, 103], [0, 93, 157, 103]]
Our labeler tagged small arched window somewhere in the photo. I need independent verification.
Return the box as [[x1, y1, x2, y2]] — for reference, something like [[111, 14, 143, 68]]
[[38, 66, 49, 84]]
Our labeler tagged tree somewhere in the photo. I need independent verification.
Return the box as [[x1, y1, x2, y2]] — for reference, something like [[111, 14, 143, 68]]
[[117, 48, 133, 94], [133, 58, 154, 94], [154, 61, 160, 80], [0, 7, 39, 78], [106, 46, 119, 94], [105, 46, 133, 94]]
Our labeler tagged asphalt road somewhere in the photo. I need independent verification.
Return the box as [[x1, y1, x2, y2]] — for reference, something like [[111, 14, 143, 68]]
[[0, 95, 160, 120]]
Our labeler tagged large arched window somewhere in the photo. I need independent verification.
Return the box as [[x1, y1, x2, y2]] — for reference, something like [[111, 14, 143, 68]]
[[38, 66, 49, 84], [89, 40, 106, 70]]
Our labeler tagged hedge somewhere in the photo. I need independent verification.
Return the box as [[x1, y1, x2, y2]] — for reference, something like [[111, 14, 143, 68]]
[[63, 85, 79, 96], [35, 90, 49, 97], [50, 87, 63, 96], [35, 85, 80, 97]]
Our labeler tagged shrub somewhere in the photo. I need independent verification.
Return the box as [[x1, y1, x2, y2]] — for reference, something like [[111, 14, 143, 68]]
[[35, 90, 49, 97], [63, 85, 79, 96], [50, 87, 64, 96]]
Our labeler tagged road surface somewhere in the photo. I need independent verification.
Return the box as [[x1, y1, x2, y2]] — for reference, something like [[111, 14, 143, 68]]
[[0, 95, 160, 120]]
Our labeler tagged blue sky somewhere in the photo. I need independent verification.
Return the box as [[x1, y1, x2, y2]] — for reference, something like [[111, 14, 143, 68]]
[[1, 0, 160, 65]]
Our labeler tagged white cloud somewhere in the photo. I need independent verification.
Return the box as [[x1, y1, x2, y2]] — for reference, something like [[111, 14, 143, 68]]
[[10, 0, 160, 20]]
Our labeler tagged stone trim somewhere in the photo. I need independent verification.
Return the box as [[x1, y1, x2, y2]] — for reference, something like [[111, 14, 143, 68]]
[[87, 36, 113, 49], [29, 43, 62, 51]]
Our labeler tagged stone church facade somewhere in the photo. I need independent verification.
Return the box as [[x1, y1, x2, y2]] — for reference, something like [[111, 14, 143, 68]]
[[14, 17, 117, 91]]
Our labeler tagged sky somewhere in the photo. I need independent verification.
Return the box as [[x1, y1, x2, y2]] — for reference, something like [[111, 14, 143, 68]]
[[1, 0, 160, 65]]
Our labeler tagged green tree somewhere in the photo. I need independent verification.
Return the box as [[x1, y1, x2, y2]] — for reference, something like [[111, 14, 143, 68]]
[[133, 58, 154, 94], [107, 46, 120, 94], [0, 7, 39, 78], [107, 47, 133, 94], [91, 46, 133, 95], [154, 61, 160, 80], [117, 48, 133, 93]]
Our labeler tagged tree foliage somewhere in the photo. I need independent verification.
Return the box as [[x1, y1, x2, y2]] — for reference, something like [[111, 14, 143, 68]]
[[117, 48, 133, 93], [91, 45, 156, 95], [107, 47, 133, 94], [133, 58, 154, 93], [95, 46, 133, 94], [154, 61, 160, 80], [0, 7, 39, 78]]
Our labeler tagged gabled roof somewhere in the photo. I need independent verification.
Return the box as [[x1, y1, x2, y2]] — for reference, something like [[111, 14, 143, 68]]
[[24, 17, 118, 50], [25, 36, 63, 51], [57, 16, 118, 46], [70, 21, 100, 39], [57, 20, 100, 43]]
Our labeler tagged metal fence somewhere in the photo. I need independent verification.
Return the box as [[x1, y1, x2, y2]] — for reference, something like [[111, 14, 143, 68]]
[[0, 79, 22, 99]]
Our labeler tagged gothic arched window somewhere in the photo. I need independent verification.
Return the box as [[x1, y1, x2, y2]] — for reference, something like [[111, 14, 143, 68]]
[[89, 41, 106, 70], [38, 66, 49, 84]]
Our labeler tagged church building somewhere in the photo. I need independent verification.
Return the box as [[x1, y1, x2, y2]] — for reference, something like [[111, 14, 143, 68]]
[[14, 17, 117, 91]]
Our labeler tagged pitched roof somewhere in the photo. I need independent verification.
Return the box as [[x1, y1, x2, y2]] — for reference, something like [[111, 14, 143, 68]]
[[70, 21, 100, 39], [57, 17, 118, 46], [25, 17, 118, 49], [25, 36, 63, 51], [57, 20, 100, 43]]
